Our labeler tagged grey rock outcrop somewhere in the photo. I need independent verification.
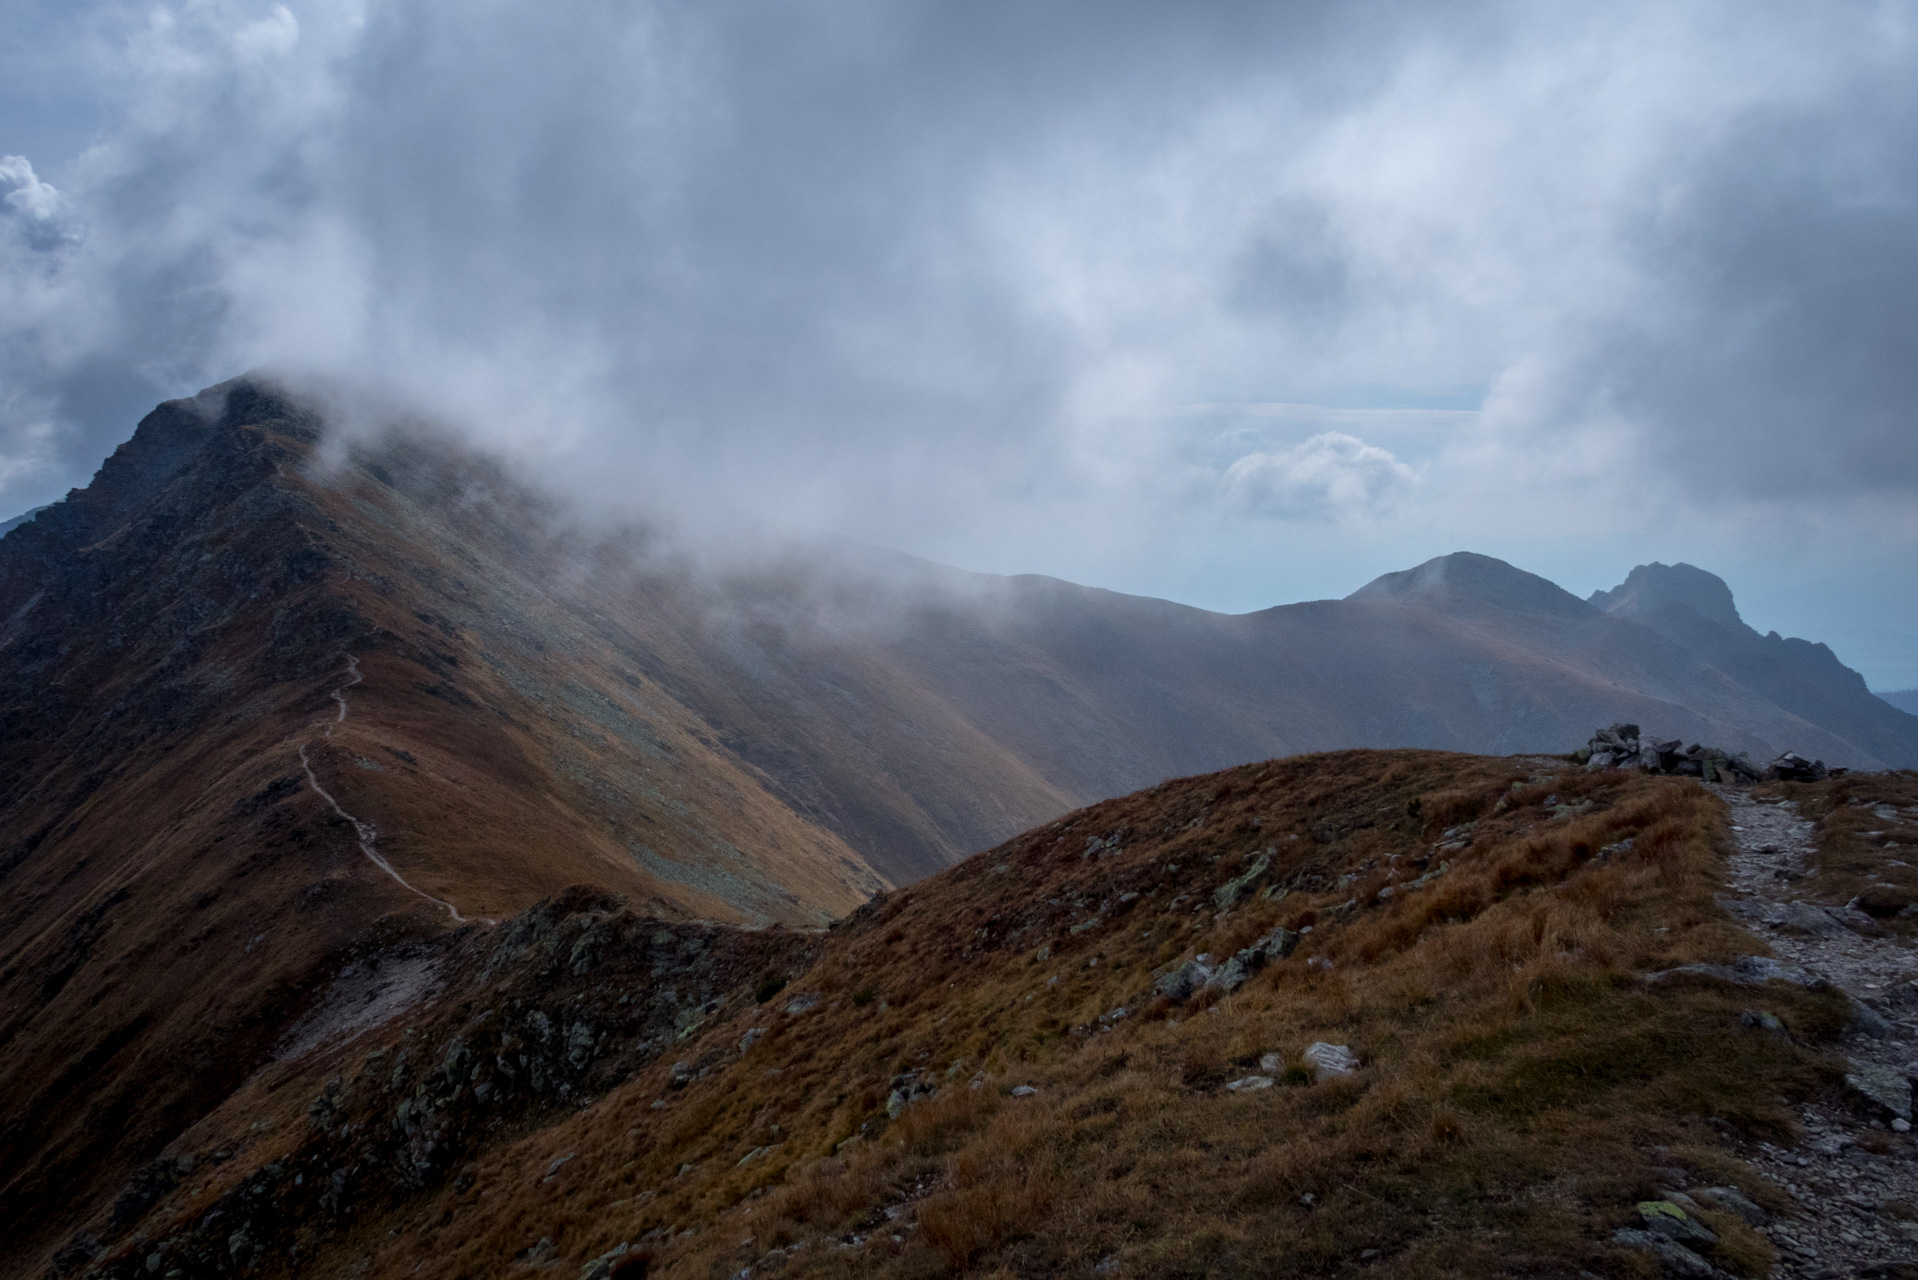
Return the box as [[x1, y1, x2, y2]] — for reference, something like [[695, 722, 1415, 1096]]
[[1213, 850, 1273, 910], [1153, 959, 1214, 1003], [1205, 926, 1300, 994]]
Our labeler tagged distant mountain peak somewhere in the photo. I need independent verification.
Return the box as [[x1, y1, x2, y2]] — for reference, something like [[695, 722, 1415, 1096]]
[[1346, 551, 1596, 620], [1590, 561, 1744, 631]]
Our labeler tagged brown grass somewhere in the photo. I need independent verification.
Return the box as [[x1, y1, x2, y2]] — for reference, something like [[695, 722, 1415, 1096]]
[[115, 750, 1877, 1279]]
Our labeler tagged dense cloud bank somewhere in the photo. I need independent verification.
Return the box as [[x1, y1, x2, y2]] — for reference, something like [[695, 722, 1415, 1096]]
[[3, 0, 1916, 679]]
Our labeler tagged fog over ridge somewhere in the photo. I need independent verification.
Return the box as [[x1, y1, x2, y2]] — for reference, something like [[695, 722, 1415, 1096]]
[[2, 0, 1916, 683]]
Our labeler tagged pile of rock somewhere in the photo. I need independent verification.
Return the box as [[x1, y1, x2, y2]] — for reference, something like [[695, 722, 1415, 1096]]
[[1766, 751, 1832, 782], [1576, 724, 1783, 783]]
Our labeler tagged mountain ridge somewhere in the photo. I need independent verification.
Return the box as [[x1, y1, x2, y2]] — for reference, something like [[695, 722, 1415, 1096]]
[[3, 378, 1918, 1265]]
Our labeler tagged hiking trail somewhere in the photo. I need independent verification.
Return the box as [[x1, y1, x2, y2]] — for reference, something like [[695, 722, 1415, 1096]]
[[300, 653, 489, 926], [1711, 783, 1918, 1276]]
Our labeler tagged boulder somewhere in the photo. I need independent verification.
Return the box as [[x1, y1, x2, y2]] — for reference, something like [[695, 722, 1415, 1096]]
[[1763, 900, 1854, 938], [1224, 1075, 1274, 1092], [1847, 997, 1897, 1039], [579, 1245, 633, 1280], [1695, 1185, 1766, 1225], [1846, 1062, 1913, 1120], [1768, 752, 1829, 782], [1154, 959, 1215, 1003], [1302, 1042, 1358, 1080], [1637, 1200, 1718, 1249], [1739, 1009, 1790, 1040], [886, 1071, 937, 1118], [1610, 1228, 1714, 1277]]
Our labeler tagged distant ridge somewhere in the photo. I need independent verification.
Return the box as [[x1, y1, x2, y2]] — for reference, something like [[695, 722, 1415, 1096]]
[[1882, 689, 1918, 716], [0, 503, 49, 539], [1346, 550, 1594, 621]]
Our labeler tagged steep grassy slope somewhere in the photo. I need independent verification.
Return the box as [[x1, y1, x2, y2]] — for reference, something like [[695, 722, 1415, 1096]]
[[0, 386, 887, 1263], [53, 750, 1896, 1280], [6, 379, 1913, 1273]]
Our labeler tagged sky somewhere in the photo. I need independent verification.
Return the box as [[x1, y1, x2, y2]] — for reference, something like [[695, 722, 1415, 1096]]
[[3, 1, 1917, 688]]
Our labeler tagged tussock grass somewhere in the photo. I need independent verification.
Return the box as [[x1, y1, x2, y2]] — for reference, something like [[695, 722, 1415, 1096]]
[[340, 751, 1859, 1279]]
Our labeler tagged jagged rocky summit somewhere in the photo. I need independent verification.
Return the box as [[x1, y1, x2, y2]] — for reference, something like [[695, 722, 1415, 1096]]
[[1577, 723, 1834, 783]]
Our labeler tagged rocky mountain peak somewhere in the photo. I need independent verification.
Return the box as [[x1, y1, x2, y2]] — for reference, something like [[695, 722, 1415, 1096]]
[[1589, 561, 1745, 632], [1344, 550, 1595, 621]]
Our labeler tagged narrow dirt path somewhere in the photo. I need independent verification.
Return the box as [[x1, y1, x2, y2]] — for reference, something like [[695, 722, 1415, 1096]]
[[1711, 783, 1918, 1276], [300, 653, 486, 925]]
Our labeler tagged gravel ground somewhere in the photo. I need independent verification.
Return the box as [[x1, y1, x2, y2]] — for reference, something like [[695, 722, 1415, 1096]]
[[1711, 783, 1918, 1278]]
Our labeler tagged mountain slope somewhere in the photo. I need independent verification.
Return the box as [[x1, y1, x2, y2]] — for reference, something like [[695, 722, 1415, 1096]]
[[5, 379, 1917, 1264], [0, 385, 891, 1256], [36, 748, 1908, 1280]]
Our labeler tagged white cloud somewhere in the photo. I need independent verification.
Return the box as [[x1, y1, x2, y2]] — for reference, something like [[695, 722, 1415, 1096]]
[[2, 0, 1917, 679], [1220, 432, 1417, 520], [0, 156, 62, 222]]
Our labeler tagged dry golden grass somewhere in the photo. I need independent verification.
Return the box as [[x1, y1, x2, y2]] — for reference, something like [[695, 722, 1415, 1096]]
[[243, 751, 1867, 1279]]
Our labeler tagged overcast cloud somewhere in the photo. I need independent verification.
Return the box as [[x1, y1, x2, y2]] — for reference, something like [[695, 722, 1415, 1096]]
[[3, 0, 1916, 684]]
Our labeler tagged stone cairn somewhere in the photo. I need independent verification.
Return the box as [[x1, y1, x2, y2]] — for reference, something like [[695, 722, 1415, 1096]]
[[1575, 723, 1830, 783]]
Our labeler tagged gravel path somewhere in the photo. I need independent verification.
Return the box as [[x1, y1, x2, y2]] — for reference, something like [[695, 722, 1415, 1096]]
[[1711, 783, 1918, 1277]]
